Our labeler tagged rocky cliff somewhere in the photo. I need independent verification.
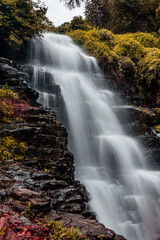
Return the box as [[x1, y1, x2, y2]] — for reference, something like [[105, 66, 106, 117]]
[[0, 57, 126, 240]]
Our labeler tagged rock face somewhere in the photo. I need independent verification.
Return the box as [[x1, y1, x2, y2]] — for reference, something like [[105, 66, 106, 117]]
[[0, 57, 126, 239]]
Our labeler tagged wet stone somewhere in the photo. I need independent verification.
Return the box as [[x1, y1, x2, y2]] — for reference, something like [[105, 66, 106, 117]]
[[12, 187, 41, 200], [0, 58, 127, 240], [30, 198, 51, 213]]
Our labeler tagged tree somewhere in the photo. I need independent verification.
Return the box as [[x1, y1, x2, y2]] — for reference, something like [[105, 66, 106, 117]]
[[62, 0, 160, 33], [0, 0, 52, 49], [85, 0, 111, 28], [61, 0, 85, 9], [111, 0, 160, 33], [155, 4, 160, 32], [69, 16, 88, 30]]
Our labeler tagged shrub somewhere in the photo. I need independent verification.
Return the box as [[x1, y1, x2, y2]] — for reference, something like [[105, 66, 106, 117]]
[[113, 37, 146, 62], [38, 220, 87, 240], [0, 85, 37, 122], [68, 28, 160, 106], [126, 32, 160, 48], [0, 136, 28, 160], [0, 0, 51, 49], [0, 85, 18, 122], [137, 48, 160, 94]]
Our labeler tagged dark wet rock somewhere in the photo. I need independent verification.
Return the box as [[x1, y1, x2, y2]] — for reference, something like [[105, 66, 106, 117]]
[[0, 78, 21, 86], [58, 203, 84, 213], [29, 198, 51, 213], [12, 187, 41, 200], [0, 63, 19, 79], [48, 212, 126, 240], [0, 57, 127, 240], [0, 190, 7, 201], [19, 87, 39, 102], [82, 211, 96, 220], [51, 187, 84, 211]]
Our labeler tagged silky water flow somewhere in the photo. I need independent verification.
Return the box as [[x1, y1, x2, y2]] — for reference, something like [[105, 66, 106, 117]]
[[27, 33, 160, 240]]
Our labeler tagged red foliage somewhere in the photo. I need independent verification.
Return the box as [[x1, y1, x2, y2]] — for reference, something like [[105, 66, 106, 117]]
[[0, 205, 49, 240], [3, 97, 38, 120]]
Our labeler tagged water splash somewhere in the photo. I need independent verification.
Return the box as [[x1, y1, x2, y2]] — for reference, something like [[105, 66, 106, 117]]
[[27, 32, 160, 240]]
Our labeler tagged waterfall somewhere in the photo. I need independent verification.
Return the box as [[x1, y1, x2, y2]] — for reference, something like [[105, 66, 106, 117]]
[[27, 32, 160, 240]]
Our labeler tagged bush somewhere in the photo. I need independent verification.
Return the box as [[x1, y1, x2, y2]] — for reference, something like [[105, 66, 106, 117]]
[[0, 85, 37, 122], [0, 85, 18, 122], [0, 0, 51, 49], [113, 37, 146, 62], [137, 48, 160, 96], [0, 136, 28, 161], [68, 29, 160, 106], [38, 220, 87, 240]]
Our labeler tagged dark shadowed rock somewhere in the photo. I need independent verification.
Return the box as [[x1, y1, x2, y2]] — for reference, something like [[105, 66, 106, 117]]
[[12, 187, 41, 200], [47, 212, 127, 240], [0, 57, 127, 240]]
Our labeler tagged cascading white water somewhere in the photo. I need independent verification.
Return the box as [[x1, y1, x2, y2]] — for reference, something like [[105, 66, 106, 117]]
[[27, 33, 160, 240]]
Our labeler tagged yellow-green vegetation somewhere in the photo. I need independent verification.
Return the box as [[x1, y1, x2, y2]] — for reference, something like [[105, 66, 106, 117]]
[[22, 201, 35, 218], [154, 124, 160, 132], [98, 236, 105, 240], [0, 136, 27, 160], [68, 29, 160, 106], [0, 85, 18, 123], [0, 0, 52, 49], [0, 85, 18, 99], [84, 0, 160, 33], [138, 107, 156, 117], [0, 226, 7, 236], [21, 202, 86, 239], [39, 220, 87, 240], [54, 16, 91, 34], [0, 86, 28, 161]]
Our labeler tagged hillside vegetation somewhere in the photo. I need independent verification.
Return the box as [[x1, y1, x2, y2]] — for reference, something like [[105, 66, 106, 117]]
[[65, 27, 160, 107], [0, 0, 52, 50]]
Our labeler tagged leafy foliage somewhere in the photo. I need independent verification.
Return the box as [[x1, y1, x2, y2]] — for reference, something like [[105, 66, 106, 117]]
[[69, 16, 90, 30], [38, 220, 87, 240], [69, 28, 160, 105], [55, 17, 91, 33], [0, 0, 51, 49], [137, 48, 160, 93], [154, 124, 160, 132], [0, 85, 18, 122], [68, 0, 160, 33], [84, 0, 110, 29], [0, 85, 18, 99], [0, 85, 38, 122], [0, 136, 28, 160], [61, 0, 85, 9], [0, 86, 28, 161]]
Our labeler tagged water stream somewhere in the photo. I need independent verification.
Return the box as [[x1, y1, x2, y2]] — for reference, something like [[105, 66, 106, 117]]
[[27, 33, 160, 240]]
